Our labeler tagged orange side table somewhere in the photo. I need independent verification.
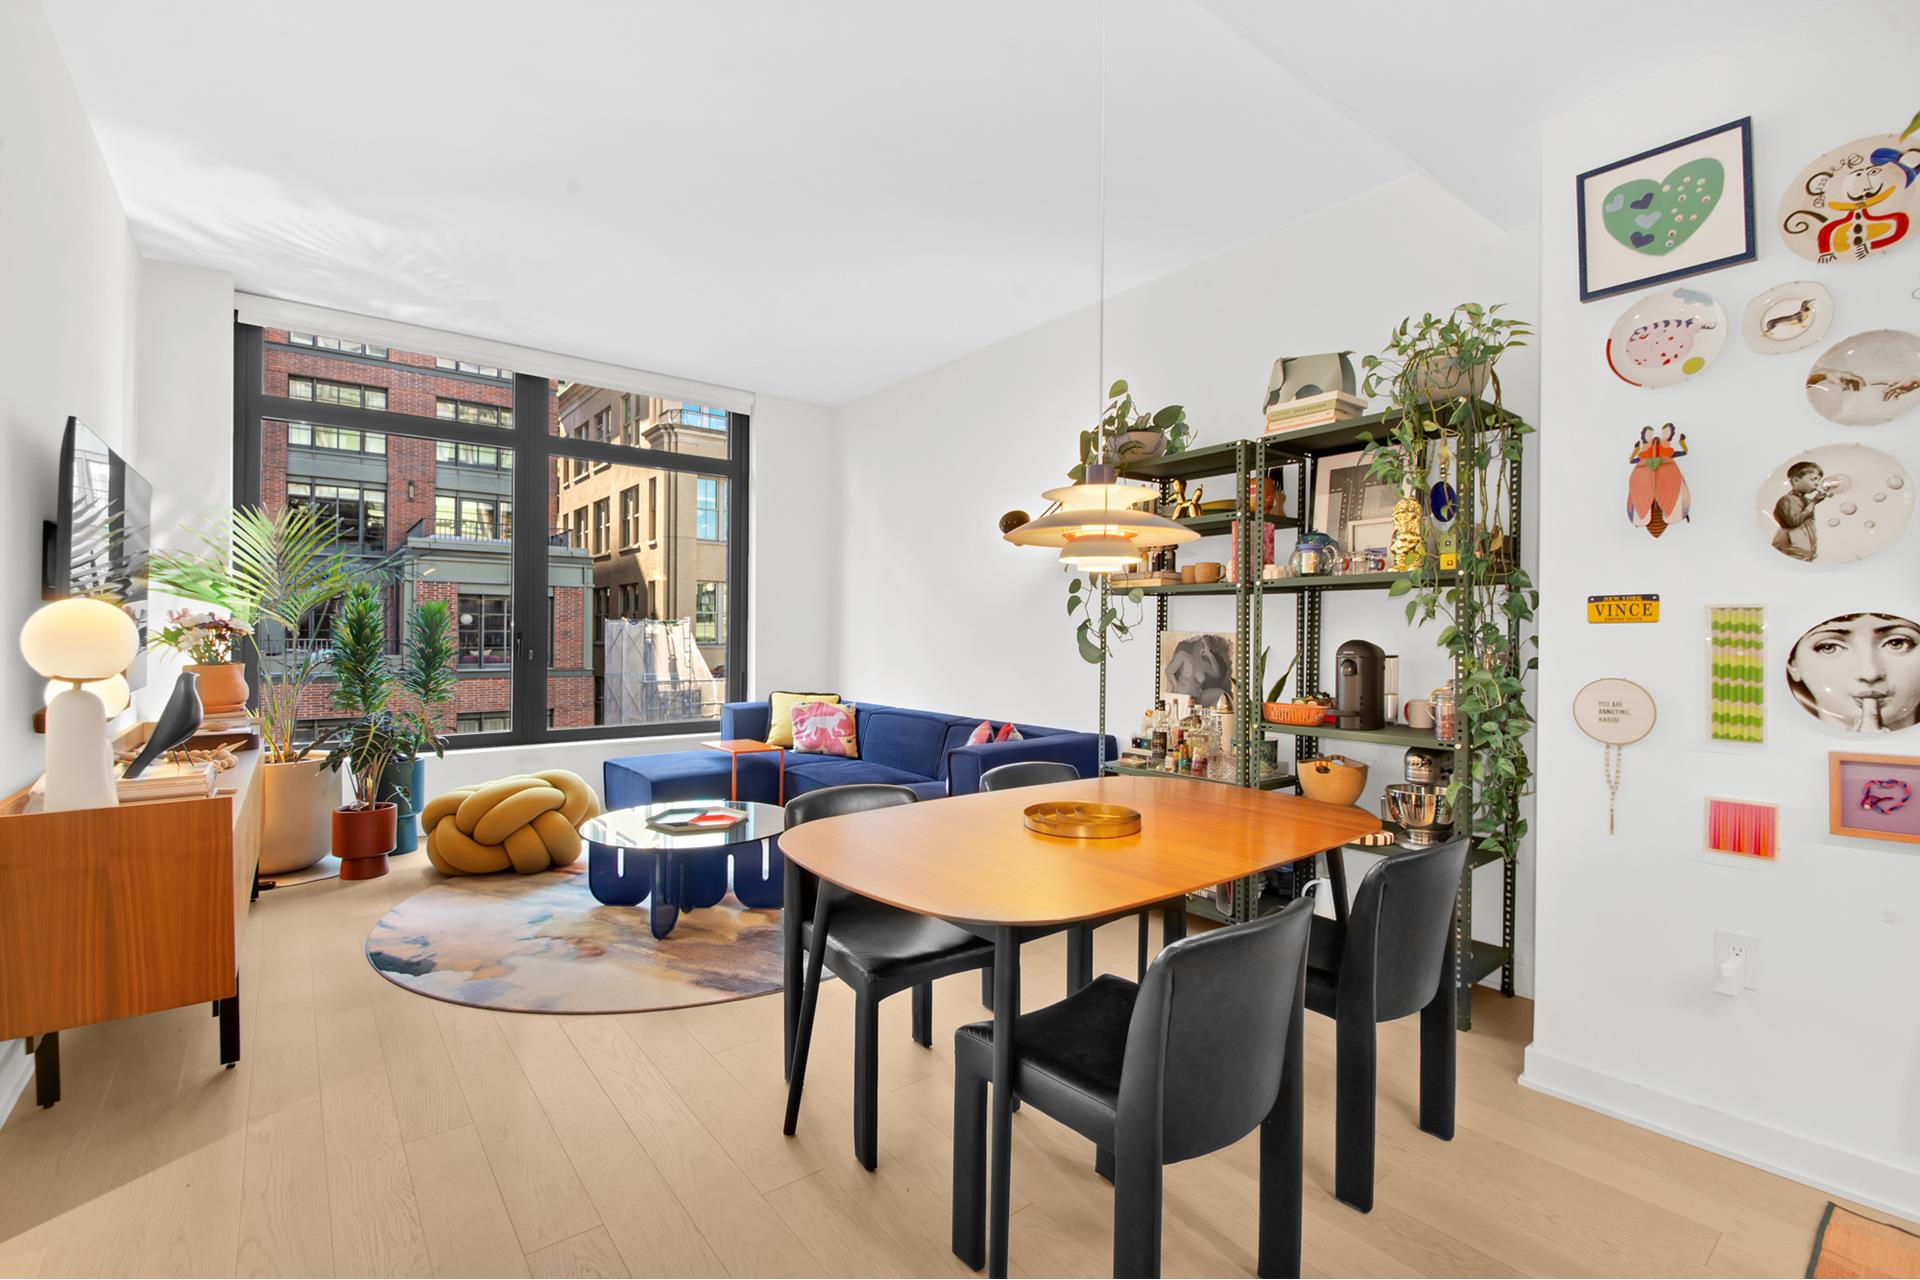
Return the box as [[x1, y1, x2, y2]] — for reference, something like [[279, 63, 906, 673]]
[[703, 739, 786, 803]]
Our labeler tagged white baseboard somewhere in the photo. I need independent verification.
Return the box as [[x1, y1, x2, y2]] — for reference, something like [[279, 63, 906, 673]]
[[1521, 1046, 1920, 1223], [0, 1038, 29, 1121]]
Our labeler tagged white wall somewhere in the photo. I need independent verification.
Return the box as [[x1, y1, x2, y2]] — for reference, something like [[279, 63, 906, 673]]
[[833, 172, 1541, 989], [0, 0, 146, 1118], [1525, 0, 1920, 1219], [747, 393, 840, 694]]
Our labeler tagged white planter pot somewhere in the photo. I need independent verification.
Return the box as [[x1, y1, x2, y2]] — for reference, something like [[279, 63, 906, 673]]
[[259, 758, 339, 875]]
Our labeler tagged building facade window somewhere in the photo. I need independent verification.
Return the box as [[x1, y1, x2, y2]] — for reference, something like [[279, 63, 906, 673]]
[[456, 711, 512, 734], [592, 586, 611, 641], [647, 477, 658, 542], [289, 333, 388, 359], [435, 397, 513, 428], [680, 403, 728, 432], [457, 594, 511, 668], [435, 494, 509, 541], [287, 480, 386, 548], [572, 508, 589, 551], [434, 356, 509, 379], [593, 498, 611, 555], [288, 376, 387, 411], [696, 476, 725, 541], [695, 581, 724, 644], [619, 485, 641, 548], [288, 422, 386, 454], [435, 440, 512, 468]]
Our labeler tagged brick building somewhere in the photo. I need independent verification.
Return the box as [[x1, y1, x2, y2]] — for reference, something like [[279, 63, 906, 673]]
[[257, 329, 595, 735], [553, 384, 730, 718]]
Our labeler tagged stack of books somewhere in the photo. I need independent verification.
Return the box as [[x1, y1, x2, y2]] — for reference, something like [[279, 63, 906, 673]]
[[117, 762, 219, 803], [1263, 390, 1368, 436]]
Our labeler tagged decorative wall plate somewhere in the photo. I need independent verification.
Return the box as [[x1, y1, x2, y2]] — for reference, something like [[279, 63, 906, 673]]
[[1605, 287, 1726, 387], [1805, 329, 1920, 426], [1778, 122, 1920, 264], [1786, 612, 1920, 733], [1755, 444, 1912, 564], [1574, 676, 1657, 835], [1741, 281, 1834, 355]]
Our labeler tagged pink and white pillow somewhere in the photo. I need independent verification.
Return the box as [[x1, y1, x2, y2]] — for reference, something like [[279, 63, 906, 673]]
[[791, 700, 859, 758], [967, 720, 1024, 745]]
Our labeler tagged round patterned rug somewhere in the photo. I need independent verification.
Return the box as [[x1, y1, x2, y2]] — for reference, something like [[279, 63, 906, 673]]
[[365, 864, 783, 1014]]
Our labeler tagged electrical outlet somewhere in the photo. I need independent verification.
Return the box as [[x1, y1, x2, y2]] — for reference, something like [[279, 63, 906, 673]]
[[1714, 930, 1760, 991]]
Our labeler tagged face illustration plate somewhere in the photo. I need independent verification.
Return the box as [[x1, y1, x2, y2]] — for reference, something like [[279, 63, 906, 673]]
[[1805, 329, 1920, 426], [1786, 612, 1920, 734], [1778, 130, 1920, 264], [1755, 443, 1912, 565], [1605, 287, 1726, 387], [1742, 281, 1834, 355]]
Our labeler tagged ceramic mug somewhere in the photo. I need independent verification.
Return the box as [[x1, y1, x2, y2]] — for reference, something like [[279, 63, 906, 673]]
[[1404, 698, 1435, 730]]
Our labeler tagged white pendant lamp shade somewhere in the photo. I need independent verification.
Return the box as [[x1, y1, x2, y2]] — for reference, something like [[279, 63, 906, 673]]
[[1041, 482, 1159, 511], [21, 597, 139, 683], [1003, 505, 1198, 550], [45, 674, 131, 717], [1059, 534, 1143, 574]]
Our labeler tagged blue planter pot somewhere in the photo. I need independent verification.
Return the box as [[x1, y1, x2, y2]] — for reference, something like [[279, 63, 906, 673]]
[[378, 757, 427, 855]]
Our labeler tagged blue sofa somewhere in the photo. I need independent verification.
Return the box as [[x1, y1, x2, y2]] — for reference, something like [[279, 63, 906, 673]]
[[603, 699, 1115, 809]]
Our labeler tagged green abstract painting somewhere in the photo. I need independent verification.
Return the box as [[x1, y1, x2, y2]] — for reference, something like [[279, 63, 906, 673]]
[[1709, 604, 1765, 743]]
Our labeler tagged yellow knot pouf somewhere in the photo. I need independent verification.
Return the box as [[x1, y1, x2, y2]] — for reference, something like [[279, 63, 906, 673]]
[[421, 770, 602, 876]]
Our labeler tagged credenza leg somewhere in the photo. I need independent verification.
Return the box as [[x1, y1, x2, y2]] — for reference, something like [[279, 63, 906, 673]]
[[31, 1032, 60, 1108], [218, 976, 241, 1067]]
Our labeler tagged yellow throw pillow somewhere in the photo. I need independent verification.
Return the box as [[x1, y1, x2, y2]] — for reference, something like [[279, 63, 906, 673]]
[[766, 690, 839, 748]]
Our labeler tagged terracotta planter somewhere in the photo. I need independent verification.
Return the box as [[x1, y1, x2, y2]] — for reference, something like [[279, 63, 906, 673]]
[[187, 662, 249, 714], [258, 758, 338, 875], [332, 802, 398, 881]]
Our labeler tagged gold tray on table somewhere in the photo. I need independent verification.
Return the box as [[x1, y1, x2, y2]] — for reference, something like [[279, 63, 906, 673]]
[[1022, 801, 1142, 839]]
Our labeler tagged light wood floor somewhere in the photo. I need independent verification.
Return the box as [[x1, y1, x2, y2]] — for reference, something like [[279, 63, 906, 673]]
[[0, 854, 1908, 1278]]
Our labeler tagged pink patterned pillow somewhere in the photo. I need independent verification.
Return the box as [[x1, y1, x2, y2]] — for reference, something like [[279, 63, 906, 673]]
[[967, 720, 993, 745], [995, 722, 1023, 743], [791, 700, 859, 758]]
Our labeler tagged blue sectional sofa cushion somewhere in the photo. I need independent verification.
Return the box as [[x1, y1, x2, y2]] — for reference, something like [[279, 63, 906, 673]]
[[602, 697, 1114, 811]]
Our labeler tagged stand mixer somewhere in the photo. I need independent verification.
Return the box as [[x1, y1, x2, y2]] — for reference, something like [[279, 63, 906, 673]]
[[1383, 746, 1456, 847]]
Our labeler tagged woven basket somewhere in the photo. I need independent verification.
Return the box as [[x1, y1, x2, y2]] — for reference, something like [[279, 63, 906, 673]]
[[1262, 701, 1329, 726]]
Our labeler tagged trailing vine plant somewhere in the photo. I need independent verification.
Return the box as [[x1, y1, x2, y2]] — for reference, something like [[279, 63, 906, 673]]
[[1358, 303, 1538, 861], [1066, 577, 1146, 665]]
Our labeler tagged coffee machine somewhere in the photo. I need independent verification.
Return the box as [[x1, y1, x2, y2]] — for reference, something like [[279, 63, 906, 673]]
[[1334, 639, 1385, 730]]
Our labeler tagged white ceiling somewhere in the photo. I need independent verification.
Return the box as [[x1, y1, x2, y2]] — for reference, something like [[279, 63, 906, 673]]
[[41, 0, 1815, 406]]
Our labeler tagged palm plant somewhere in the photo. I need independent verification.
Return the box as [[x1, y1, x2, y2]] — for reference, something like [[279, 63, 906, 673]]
[[394, 600, 455, 765], [150, 505, 366, 762], [323, 582, 400, 810]]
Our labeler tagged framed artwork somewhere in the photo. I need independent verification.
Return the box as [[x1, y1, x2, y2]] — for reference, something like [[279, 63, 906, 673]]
[[1704, 797, 1779, 862], [1311, 448, 1397, 557], [1828, 752, 1920, 845], [1157, 630, 1234, 709], [1708, 605, 1765, 744], [1577, 117, 1756, 302]]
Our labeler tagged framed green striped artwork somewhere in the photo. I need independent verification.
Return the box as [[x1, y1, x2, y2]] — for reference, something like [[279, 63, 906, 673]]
[[1708, 604, 1766, 743]]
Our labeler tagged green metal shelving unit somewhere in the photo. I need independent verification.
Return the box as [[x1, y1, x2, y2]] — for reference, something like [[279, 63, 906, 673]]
[[1100, 402, 1526, 1029]]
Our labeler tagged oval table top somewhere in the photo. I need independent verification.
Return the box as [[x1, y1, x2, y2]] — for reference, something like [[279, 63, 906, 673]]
[[580, 801, 785, 852], [778, 774, 1381, 928]]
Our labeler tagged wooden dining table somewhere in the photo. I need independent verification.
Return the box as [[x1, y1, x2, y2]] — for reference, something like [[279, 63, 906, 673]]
[[777, 773, 1382, 1277]]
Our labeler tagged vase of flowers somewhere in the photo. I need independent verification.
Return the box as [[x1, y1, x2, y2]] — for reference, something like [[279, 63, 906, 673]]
[[155, 608, 252, 713]]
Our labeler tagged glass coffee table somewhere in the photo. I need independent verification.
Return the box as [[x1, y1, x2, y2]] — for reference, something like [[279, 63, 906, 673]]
[[579, 801, 787, 939]]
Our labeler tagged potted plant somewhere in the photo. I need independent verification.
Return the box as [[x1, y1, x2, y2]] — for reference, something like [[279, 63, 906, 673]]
[[150, 506, 360, 874], [379, 600, 454, 856], [153, 608, 253, 714], [1359, 302, 1538, 868], [1069, 380, 1192, 480], [323, 582, 402, 880]]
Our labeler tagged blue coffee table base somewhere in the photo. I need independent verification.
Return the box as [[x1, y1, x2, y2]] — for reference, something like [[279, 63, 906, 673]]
[[587, 840, 785, 939]]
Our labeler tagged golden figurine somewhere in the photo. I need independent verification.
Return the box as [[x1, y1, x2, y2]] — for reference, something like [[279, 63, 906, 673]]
[[1390, 483, 1426, 571], [1167, 479, 1203, 521]]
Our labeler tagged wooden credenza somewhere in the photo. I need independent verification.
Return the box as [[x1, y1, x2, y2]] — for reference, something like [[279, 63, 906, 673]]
[[0, 745, 264, 1106]]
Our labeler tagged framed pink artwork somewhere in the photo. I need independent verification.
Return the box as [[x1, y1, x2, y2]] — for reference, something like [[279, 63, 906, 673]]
[[1703, 796, 1779, 861], [1828, 752, 1920, 845]]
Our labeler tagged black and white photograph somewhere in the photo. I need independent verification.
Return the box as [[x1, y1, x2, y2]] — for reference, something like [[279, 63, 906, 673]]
[[1157, 630, 1235, 708]]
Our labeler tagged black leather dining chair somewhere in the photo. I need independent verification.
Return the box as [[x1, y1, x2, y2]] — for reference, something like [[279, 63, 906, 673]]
[[952, 894, 1315, 1279], [781, 783, 996, 1171], [1305, 837, 1468, 1213]]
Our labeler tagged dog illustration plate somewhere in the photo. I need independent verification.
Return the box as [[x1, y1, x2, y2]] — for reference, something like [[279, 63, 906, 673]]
[[1742, 281, 1834, 355], [1806, 329, 1920, 426], [1606, 287, 1725, 387]]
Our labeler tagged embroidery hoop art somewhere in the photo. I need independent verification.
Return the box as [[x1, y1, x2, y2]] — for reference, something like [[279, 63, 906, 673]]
[[1574, 677, 1658, 834]]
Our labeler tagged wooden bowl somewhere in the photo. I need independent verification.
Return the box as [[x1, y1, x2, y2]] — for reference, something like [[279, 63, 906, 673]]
[[1023, 801, 1143, 839], [1299, 755, 1368, 807]]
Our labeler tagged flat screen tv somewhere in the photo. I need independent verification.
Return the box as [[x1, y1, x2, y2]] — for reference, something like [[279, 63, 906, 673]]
[[42, 416, 152, 691]]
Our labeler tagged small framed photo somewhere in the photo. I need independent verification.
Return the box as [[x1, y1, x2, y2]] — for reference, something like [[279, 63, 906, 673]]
[[1311, 448, 1397, 557], [1703, 796, 1779, 862], [1576, 117, 1755, 302], [1828, 752, 1920, 845]]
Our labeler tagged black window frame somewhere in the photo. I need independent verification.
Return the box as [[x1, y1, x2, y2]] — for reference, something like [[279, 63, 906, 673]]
[[235, 320, 750, 749]]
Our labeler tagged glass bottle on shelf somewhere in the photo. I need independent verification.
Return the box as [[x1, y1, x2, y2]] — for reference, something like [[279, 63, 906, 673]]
[[1432, 682, 1459, 744]]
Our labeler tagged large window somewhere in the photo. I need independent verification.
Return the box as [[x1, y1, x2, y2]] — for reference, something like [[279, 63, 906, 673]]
[[241, 322, 746, 745]]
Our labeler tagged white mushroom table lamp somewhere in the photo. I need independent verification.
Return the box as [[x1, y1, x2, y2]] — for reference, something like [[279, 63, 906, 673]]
[[21, 597, 139, 812]]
